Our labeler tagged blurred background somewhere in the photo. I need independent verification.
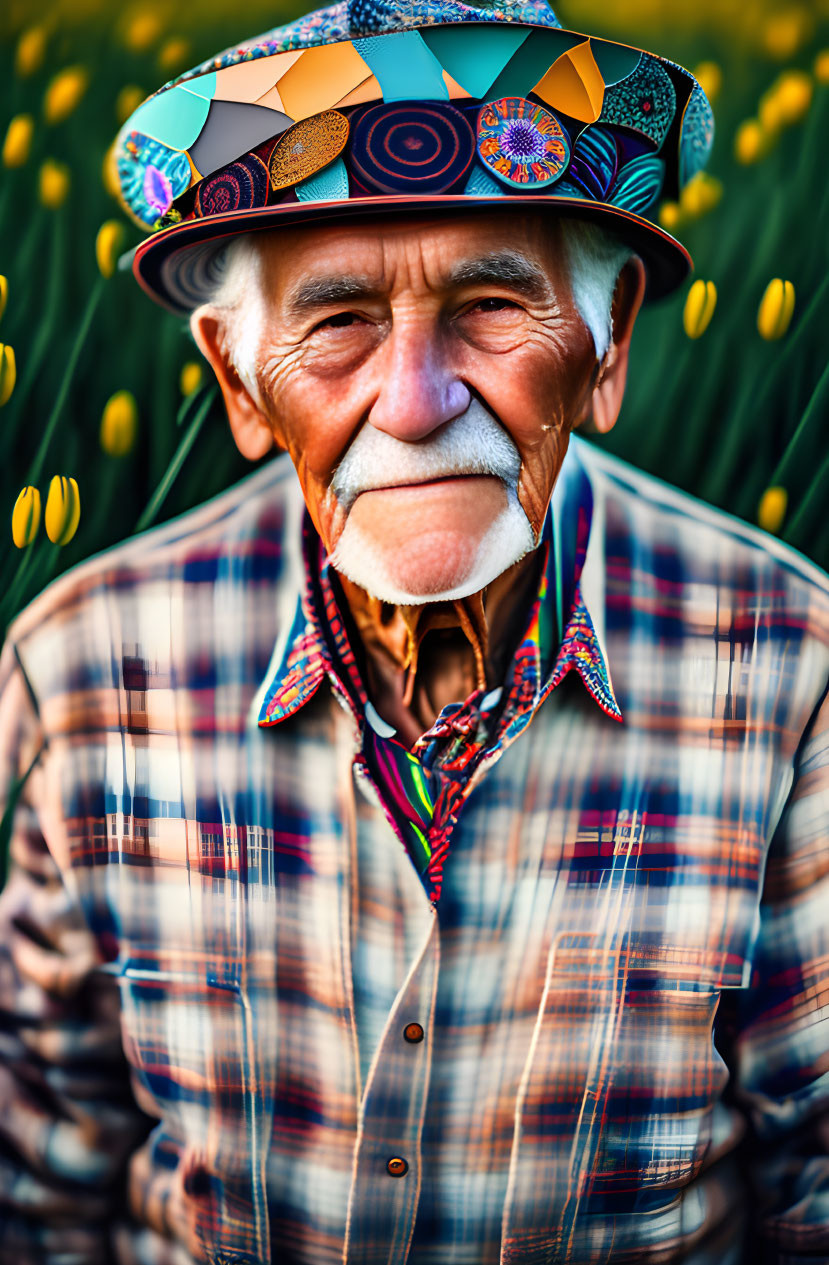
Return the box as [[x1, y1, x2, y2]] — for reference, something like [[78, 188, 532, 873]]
[[0, 0, 827, 641]]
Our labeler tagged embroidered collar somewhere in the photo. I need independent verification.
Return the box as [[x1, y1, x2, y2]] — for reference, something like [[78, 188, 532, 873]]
[[256, 440, 622, 731]]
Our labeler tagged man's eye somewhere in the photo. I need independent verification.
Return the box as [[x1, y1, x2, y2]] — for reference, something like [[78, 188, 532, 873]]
[[468, 297, 519, 314], [316, 311, 363, 330]]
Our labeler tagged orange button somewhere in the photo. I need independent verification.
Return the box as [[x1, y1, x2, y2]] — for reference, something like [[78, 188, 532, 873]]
[[386, 1156, 408, 1177], [403, 1022, 424, 1043]]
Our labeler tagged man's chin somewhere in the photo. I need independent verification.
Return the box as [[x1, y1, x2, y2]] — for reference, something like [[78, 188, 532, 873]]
[[328, 497, 536, 606]]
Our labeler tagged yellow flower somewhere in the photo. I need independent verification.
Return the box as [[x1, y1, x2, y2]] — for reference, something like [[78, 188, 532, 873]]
[[102, 143, 121, 199], [815, 49, 829, 85], [2, 114, 34, 168], [658, 201, 682, 231], [762, 7, 814, 60], [179, 361, 203, 396], [683, 279, 717, 340], [757, 278, 795, 340], [11, 487, 41, 549], [100, 391, 138, 456], [774, 69, 813, 125], [116, 84, 145, 125], [0, 344, 16, 407], [692, 61, 722, 102], [757, 486, 788, 535], [158, 37, 190, 73], [0, 277, 7, 325], [123, 10, 163, 52], [43, 66, 89, 126], [734, 118, 771, 164], [39, 159, 70, 209], [15, 26, 48, 78], [680, 171, 723, 219], [44, 476, 81, 546], [96, 220, 127, 279], [758, 86, 785, 133]]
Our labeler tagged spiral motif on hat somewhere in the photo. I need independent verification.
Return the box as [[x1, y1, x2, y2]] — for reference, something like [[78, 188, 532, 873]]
[[349, 103, 475, 195], [476, 98, 570, 190], [194, 153, 269, 218]]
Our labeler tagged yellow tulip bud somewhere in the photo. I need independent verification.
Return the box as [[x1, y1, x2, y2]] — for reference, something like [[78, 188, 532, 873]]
[[11, 486, 41, 549], [757, 278, 795, 340], [100, 390, 138, 456], [734, 118, 771, 164], [39, 159, 70, 209], [116, 84, 145, 125], [680, 172, 723, 219], [774, 70, 813, 125], [102, 143, 121, 199], [96, 220, 127, 279], [0, 276, 7, 325], [692, 61, 722, 103], [0, 345, 16, 407], [45, 476, 81, 546], [815, 49, 829, 86], [683, 279, 717, 340], [762, 7, 813, 60], [757, 486, 788, 535], [2, 114, 34, 168], [43, 66, 89, 126], [158, 37, 190, 73], [758, 87, 785, 134], [179, 361, 203, 396], [658, 201, 682, 231], [123, 11, 163, 52], [15, 26, 47, 79]]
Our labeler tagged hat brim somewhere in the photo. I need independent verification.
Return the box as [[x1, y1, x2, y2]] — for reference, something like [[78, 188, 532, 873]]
[[130, 194, 692, 316]]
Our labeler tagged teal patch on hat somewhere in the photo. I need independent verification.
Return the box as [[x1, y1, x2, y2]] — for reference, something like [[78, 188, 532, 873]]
[[295, 155, 350, 200], [128, 84, 211, 151], [589, 41, 641, 88], [353, 30, 449, 102], [487, 28, 584, 101], [180, 70, 218, 102], [420, 23, 529, 99]]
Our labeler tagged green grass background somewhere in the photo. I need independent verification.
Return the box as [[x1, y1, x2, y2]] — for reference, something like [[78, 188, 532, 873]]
[[0, 0, 827, 645]]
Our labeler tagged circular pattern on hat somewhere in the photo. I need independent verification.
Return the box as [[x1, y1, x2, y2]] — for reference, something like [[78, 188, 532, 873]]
[[476, 98, 570, 190], [194, 153, 269, 217], [349, 103, 475, 195], [268, 111, 350, 193], [117, 131, 192, 228]]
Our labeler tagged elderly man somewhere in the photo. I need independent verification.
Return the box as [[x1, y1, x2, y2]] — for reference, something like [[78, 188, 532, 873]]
[[0, 3, 827, 1264]]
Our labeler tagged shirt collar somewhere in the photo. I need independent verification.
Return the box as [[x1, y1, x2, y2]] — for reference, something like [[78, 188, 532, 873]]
[[256, 438, 621, 730]]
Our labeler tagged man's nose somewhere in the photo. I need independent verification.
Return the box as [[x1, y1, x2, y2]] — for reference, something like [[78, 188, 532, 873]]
[[366, 323, 470, 441]]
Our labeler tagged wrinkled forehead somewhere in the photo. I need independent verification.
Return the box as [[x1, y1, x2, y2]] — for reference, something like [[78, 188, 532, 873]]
[[252, 208, 567, 303]]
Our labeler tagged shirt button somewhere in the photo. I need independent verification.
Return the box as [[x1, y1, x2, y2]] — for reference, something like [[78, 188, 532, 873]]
[[403, 1022, 424, 1043], [386, 1156, 409, 1177]]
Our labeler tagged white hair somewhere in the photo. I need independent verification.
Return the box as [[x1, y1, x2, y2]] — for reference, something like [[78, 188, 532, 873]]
[[190, 216, 635, 402]]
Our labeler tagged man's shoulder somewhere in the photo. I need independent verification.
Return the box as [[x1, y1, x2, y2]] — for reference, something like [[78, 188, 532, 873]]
[[576, 437, 829, 619], [6, 452, 303, 677]]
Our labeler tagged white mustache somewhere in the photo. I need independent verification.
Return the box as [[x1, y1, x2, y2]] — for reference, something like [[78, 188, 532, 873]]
[[330, 398, 522, 512]]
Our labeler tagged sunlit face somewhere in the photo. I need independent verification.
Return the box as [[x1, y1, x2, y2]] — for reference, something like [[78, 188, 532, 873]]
[[236, 211, 601, 601]]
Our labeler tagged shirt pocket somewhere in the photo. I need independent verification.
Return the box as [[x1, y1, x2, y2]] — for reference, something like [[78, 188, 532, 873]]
[[585, 975, 728, 1195]]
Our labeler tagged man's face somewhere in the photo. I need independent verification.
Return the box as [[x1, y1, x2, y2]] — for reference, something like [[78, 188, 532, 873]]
[[219, 211, 609, 601]]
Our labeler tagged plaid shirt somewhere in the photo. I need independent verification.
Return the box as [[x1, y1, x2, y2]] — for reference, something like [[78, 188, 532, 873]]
[[0, 436, 827, 1265]]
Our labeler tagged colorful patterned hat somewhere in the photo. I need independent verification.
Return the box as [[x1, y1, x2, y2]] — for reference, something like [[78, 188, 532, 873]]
[[112, 0, 714, 314]]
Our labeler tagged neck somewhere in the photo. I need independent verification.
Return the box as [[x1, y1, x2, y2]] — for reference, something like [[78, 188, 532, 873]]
[[333, 549, 544, 748]]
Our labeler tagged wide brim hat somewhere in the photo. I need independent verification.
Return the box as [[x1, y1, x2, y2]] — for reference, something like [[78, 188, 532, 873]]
[[112, 0, 714, 315]]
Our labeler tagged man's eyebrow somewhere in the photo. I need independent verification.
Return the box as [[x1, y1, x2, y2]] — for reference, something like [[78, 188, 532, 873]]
[[447, 251, 552, 300], [283, 251, 552, 316], [285, 274, 381, 316]]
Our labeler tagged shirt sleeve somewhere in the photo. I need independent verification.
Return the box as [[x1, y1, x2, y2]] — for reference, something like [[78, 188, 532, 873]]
[[0, 637, 154, 1264], [731, 681, 829, 1263]]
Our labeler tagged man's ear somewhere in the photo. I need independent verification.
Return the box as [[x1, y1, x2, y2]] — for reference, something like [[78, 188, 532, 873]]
[[189, 306, 275, 461], [590, 255, 647, 436]]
